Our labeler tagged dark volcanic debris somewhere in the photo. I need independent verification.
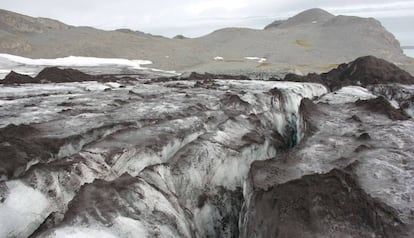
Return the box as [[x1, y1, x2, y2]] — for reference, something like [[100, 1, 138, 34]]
[[322, 56, 414, 90], [35, 67, 95, 83], [1, 67, 124, 84], [0, 124, 59, 179], [242, 168, 406, 238], [282, 56, 414, 91], [2, 71, 39, 84], [355, 96, 411, 120]]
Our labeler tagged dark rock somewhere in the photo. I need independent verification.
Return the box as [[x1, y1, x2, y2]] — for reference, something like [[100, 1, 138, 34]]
[[61, 174, 144, 225], [197, 193, 208, 208], [57, 102, 75, 107], [35, 67, 95, 83], [354, 144, 371, 153], [270, 130, 290, 150], [220, 93, 250, 111], [355, 96, 411, 120], [1, 71, 39, 84], [282, 72, 325, 85], [299, 98, 319, 135], [281, 56, 414, 91], [267, 88, 284, 102], [0, 124, 63, 179], [241, 131, 265, 145], [358, 132, 371, 140], [187, 72, 251, 81], [241, 168, 405, 238], [349, 115, 362, 123], [151, 76, 177, 83], [322, 56, 414, 90]]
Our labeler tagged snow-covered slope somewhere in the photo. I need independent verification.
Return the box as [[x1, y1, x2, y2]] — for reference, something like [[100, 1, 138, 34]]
[[0, 53, 177, 79]]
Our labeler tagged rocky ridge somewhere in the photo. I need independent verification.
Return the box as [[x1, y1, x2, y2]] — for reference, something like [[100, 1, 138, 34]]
[[0, 8, 412, 74]]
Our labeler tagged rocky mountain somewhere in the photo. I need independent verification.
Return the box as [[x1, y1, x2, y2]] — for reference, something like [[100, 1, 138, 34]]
[[0, 8, 413, 74], [0, 54, 414, 237]]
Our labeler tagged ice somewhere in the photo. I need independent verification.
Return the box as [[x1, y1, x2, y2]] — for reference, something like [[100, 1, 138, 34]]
[[0, 83, 83, 98], [47, 227, 119, 238], [368, 84, 414, 115], [0, 77, 334, 237], [318, 86, 376, 104], [0, 181, 51, 238], [112, 216, 149, 237], [194, 204, 220, 237], [0, 53, 153, 69]]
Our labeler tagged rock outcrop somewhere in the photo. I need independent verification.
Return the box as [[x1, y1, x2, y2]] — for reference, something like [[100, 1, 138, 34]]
[[242, 168, 405, 238], [322, 56, 414, 90], [283, 56, 414, 90], [2, 71, 38, 84], [0, 67, 122, 84], [35, 67, 95, 83]]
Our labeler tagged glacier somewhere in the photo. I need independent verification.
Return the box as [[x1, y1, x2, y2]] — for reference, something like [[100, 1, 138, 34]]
[[0, 55, 414, 237]]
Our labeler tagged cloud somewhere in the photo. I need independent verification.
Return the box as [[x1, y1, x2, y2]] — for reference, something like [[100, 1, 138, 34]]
[[185, 0, 249, 15]]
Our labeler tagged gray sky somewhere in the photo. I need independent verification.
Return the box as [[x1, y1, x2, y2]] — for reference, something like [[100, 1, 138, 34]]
[[0, 0, 413, 45]]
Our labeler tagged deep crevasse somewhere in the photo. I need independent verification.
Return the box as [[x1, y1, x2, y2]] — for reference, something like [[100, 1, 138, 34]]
[[0, 80, 327, 238]]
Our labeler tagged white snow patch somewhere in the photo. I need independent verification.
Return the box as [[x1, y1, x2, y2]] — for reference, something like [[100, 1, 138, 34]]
[[105, 82, 122, 88], [0, 180, 51, 238], [244, 57, 267, 63], [148, 67, 179, 75], [244, 57, 260, 60], [0, 53, 152, 69]]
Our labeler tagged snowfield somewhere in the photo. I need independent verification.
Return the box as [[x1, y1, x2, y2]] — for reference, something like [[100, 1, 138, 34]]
[[0, 53, 152, 69]]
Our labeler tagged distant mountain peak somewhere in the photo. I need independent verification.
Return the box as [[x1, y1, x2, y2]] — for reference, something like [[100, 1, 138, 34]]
[[296, 8, 333, 18], [265, 8, 335, 29]]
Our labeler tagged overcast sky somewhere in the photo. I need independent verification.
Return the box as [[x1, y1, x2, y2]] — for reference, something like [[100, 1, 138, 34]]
[[0, 0, 413, 45]]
